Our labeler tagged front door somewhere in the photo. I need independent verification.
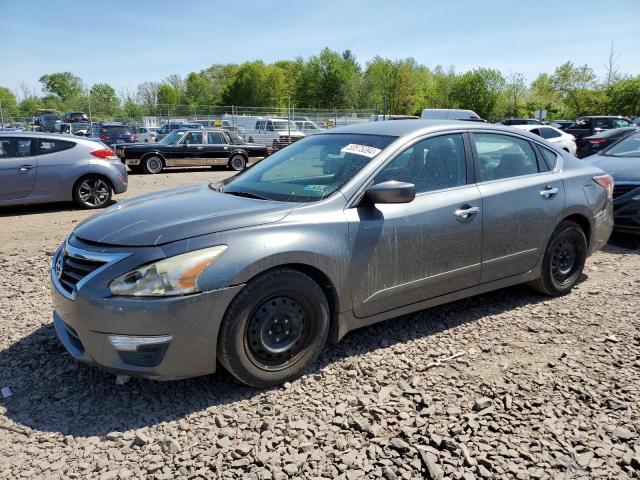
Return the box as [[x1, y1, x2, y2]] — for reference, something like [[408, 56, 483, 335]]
[[348, 132, 483, 318], [0, 137, 38, 201], [470, 131, 566, 283], [179, 131, 206, 166]]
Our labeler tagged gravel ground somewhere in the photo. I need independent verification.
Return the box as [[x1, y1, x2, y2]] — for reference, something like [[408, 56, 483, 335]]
[[0, 169, 639, 479]]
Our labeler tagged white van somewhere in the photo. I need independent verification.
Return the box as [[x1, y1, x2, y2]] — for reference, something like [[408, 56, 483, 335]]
[[420, 109, 483, 121], [222, 115, 305, 150]]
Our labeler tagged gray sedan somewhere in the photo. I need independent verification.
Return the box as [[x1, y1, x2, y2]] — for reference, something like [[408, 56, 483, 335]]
[[51, 120, 613, 387], [0, 132, 128, 209]]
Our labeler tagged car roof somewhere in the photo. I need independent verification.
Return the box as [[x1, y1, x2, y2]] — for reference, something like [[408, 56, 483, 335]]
[[511, 124, 557, 131], [328, 119, 523, 137]]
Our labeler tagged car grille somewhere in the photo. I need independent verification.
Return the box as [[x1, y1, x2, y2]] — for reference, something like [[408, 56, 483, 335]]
[[613, 184, 640, 200], [56, 251, 106, 295]]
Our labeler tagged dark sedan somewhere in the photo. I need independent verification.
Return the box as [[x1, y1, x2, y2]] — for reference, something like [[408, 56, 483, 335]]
[[586, 130, 640, 234], [52, 120, 613, 386], [576, 127, 637, 158], [117, 128, 268, 173]]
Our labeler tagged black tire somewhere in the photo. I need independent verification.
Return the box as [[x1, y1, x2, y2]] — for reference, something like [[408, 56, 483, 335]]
[[248, 136, 254, 143], [530, 220, 587, 296], [217, 268, 330, 388], [73, 174, 112, 209], [141, 155, 164, 174], [228, 154, 247, 171]]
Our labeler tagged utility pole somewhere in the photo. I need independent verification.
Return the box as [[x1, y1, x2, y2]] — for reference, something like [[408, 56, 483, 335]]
[[87, 86, 93, 130], [0, 101, 4, 130], [382, 96, 388, 120], [287, 95, 291, 139]]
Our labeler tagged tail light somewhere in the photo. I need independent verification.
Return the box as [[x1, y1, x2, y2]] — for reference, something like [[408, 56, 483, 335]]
[[99, 133, 109, 141], [90, 148, 118, 160], [589, 139, 607, 144], [130, 134, 138, 142], [593, 174, 614, 200]]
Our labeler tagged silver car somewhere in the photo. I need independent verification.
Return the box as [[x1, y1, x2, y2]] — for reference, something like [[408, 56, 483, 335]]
[[51, 120, 613, 387], [0, 132, 128, 209]]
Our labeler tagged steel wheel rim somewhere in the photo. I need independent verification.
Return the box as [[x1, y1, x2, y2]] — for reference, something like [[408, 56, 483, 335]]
[[245, 295, 310, 371], [147, 157, 162, 173], [231, 156, 244, 170], [551, 237, 579, 285], [78, 179, 109, 207]]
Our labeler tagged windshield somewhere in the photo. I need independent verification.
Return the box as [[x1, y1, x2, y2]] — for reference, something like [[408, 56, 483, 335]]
[[223, 133, 395, 202], [603, 131, 640, 157], [160, 130, 184, 144], [272, 120, 299, 132]]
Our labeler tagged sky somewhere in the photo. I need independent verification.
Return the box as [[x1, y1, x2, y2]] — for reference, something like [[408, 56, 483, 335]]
[[1, 0, 639, 96]]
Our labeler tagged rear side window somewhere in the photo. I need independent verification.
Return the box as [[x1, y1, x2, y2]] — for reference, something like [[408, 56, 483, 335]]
[[207, 132, 225, 144], [38, 139, 75, 155], [594, 118, 610, 129], [473, 133, 539, 181], [539, 127, 561, 139], [612, 118, 631, 128], [0, 138, 34, 158], [539, 147, 559, 170], [375, 133, 467, 193]]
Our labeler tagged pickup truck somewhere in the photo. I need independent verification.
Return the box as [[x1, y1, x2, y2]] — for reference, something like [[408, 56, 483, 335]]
[[117, 128, 268, 174], [565, 116, 633, 141]]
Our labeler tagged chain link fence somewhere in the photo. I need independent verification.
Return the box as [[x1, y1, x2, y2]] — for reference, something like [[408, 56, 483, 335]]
[[1, 104, 380, 147]]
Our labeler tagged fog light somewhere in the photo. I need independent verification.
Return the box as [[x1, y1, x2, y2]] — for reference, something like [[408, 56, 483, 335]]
[[109, 335, 172, 351], [109, 335, 172, 367]]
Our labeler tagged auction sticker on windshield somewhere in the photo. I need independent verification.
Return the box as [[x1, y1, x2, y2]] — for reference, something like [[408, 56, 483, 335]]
[[340, 144, 382, 158]]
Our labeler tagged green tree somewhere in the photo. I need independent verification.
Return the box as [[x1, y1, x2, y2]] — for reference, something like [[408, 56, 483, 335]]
[[38, 72, 84, 104], [184, 72, 212, 111], [550, 62, 598, 117], [156, 83, 181, 113], [90, 83, 120, 116], [605, 77, 640, 117], [0, 87, 18, 116], [450, 68, 505, 119]]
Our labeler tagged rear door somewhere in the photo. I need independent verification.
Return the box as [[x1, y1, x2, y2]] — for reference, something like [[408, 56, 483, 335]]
[[470, 131, 565, 283], [0, 136, 38, 201], [206, 132, 230, 165]]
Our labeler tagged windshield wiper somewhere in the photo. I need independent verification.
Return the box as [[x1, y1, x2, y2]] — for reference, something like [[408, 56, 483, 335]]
[[224, 190, 271, 200]]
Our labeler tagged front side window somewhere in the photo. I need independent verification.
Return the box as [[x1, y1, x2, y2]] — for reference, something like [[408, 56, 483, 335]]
[[160, 131, 184, 145], [375, 134, 467, 193], [223, 133, 395, 202], [0, 138, 33, 158], [38, 139, 75, 155], [474, 133, 539, 181], [594, 118, 610, 129]]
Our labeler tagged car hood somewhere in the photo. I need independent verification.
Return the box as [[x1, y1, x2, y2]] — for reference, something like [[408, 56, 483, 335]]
[[72, 184, 293, 247], [585, 154, 640, 182]]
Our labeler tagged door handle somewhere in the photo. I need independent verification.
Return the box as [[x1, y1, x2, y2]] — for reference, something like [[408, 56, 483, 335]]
[[539, 186, 559, 198], [19, 165, 34, 172], [454, 205, 480, 219]]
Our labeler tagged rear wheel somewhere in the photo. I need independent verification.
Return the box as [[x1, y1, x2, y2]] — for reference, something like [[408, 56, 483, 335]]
[[73, 175, 112, 209], [228, 154, 246, 171], [142, 155, 163, 174], [217, 268, 330, 388], [530, 220, 587, 296]]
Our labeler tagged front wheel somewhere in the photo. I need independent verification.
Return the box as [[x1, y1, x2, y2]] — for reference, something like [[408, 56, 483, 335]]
[[142, 155, 163, 174], [530, 220, 587, 296], [73, 175, 112, 209], [228, 154, 246, 171], [217, 268, 330, 388]]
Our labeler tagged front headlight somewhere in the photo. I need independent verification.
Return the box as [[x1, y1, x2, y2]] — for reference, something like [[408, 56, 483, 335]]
[[109, 245, 227, 297]]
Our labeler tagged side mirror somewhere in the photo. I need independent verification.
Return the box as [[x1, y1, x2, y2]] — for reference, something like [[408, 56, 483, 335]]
[[363, 180, 415, 204]]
